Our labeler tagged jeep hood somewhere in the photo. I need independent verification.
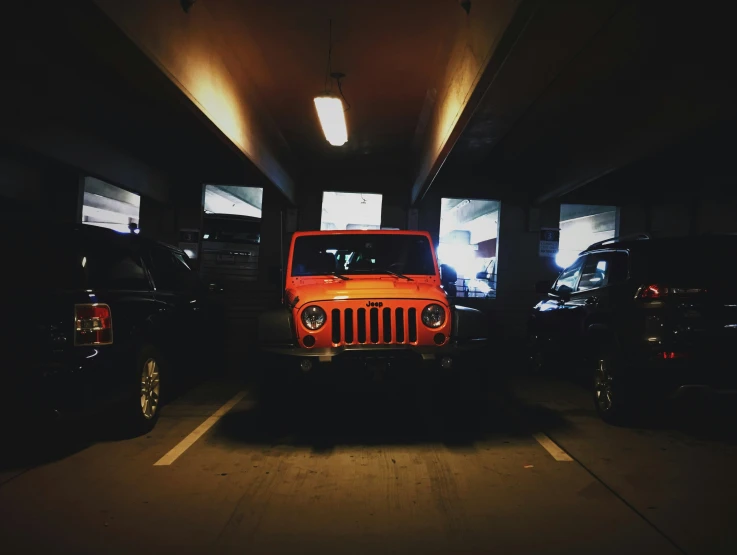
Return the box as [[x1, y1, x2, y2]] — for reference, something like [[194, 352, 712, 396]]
[[287, 278, 448, 308]]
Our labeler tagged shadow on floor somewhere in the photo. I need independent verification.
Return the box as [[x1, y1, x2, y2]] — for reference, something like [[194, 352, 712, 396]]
[[514, 362, 737, 443], [213, 374, 573, 452], [2, 420, 94, 474], [0, 370, 215, 474], [636, 395, 737, 442]]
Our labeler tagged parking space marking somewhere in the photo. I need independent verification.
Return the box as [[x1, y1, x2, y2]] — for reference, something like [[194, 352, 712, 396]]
[[533, 433, 573, 461], [154, 390, 248, 466]]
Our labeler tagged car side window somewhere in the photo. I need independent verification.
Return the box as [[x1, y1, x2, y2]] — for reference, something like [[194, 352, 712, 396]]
[[577, 251, 630, 291], [554, 256, 585, 292], [578, 254, 609, 291], [148, 246, 193, 292], [85, 243, 150, 291], [105, 254, 150, 290]]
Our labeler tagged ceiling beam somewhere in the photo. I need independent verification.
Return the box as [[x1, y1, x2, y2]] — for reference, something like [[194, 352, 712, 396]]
[[410, 0, 539, 206], [93, 0, 296, 204]]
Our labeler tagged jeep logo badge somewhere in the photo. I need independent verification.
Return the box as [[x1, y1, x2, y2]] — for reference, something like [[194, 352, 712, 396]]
[[366, 301, 384, 307]]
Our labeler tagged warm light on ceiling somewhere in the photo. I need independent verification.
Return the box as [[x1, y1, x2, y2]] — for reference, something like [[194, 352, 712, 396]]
[[314, 95, 348, 146]]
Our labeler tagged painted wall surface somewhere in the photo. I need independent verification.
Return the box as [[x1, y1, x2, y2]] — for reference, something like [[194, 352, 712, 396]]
[[94, 0, 295, 203], [696, 201, 737, 234], [0, 156, 82, 223], [0, 154, 44, 202], [618, 201, 737, 239]]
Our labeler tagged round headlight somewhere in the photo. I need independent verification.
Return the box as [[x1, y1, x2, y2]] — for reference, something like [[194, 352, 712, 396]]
[[301, 305, 327, 330], [421, 304, 446, 328]]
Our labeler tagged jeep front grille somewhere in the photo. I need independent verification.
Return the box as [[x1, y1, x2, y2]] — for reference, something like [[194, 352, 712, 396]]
[[331, 307, 418, 345]]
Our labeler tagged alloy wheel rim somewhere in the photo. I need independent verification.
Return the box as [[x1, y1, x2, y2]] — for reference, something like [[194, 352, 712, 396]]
[[140, 358, 160, 420], [594, 359, 613, 411]]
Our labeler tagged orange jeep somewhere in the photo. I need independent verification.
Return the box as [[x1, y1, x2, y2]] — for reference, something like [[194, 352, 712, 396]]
[[258, 230, 488, 377]]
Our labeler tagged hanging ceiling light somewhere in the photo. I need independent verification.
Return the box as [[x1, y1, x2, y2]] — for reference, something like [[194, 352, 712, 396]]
[[314, 95, 347, 146], [315, 20, 349, 147]]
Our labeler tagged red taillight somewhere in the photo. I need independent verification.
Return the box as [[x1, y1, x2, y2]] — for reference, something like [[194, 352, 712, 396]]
[[641, 284, 663, 299], [662, 351, 688, 360], [74, 304, 113, 346], [639, 284, 706, 299]]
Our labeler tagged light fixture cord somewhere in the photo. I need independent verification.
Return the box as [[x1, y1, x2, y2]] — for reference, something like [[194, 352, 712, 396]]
[[322, 18, 350, 110], [323, 19, 332, 93], [337, 76, 351, 111]]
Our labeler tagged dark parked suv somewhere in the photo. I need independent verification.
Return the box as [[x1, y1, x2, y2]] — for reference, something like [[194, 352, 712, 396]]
[[529, 233, 737, 424], [1, 224, 210, 435]]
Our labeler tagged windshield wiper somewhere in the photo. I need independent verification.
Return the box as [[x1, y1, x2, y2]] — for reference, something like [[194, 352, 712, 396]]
[[381, 269, 413, 281], [330, 272, 351, 281]]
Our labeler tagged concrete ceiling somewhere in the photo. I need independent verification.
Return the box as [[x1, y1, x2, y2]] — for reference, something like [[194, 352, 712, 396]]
[[12, 0, 734, 212], [212, 0, 459, 164], [93, 0, 525, 203], [440, 0, 737, 205]]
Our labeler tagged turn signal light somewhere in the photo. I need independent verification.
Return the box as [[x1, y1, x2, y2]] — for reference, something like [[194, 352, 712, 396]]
[[74, 304, 113, 346]]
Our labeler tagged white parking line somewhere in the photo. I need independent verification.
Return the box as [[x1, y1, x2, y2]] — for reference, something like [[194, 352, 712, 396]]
[[533, 432, 573, 461], [154, 390, 248, 466]]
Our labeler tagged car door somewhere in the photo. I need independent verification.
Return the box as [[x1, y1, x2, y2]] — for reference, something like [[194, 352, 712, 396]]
[[531, 255, 586, 355], [145, 244, 205, 373], [86, 237, 159, 401], [566, 250, 630, 355]]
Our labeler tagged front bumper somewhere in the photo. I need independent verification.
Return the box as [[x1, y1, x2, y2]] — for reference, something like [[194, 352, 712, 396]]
[[261, 338, 488, 360]]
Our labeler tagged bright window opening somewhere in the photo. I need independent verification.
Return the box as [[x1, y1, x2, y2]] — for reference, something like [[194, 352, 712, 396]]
[[82, 177, 140, 234], [321, 191, 382, 230], [202, 185, 263, 282], [439, 198, 500, 298], [557, 204, 618, 268], [204, 185, 263, 217]]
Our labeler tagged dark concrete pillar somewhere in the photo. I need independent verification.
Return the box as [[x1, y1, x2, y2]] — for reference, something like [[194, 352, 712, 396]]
[[494, 200, 560, 337], [172, 181, 205, 265], [174, 181, 205, 237], [139, 196, 177, 244], [297, 189, 322, 231], [258, 185, 289, 288], [45, 166, 83, 223], [417, 191, 442, 247], [618, 204, 650, 237], [381, 189, 408, 230]]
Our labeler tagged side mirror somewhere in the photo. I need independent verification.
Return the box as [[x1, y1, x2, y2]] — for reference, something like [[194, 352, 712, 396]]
[[535, 280, 553, 294], [476, 271, 489, 281], [556, 284, 573, 302], [439, 263, 457, 285]]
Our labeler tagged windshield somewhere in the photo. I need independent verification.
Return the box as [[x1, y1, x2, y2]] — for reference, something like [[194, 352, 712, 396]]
[[291, 234, 436, 277]]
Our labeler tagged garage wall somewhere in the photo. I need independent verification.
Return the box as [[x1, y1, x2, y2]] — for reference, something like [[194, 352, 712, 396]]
[[618, 200, 737, 239], [696, 200, 737, 234], [0, 148, 83, 223], [0, 152, 45, 220]]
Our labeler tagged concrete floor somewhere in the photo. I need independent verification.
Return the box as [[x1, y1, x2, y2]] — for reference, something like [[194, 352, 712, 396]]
[[2, 369, 737, 555]]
